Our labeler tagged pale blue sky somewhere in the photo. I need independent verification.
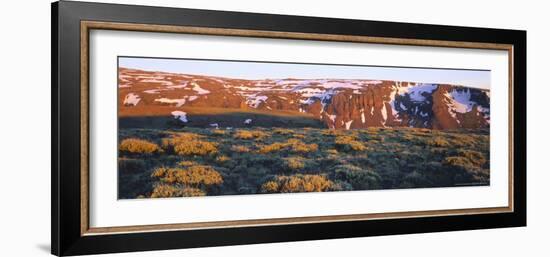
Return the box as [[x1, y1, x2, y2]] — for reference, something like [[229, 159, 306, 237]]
[[119, 57, 490, 89]]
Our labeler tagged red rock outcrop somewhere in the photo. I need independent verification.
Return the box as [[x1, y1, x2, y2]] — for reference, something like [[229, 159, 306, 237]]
[[118, 68, 490, 130]]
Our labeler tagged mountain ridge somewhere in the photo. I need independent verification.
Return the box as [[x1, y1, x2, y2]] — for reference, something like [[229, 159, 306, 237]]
[[118, 67, 490, 130]]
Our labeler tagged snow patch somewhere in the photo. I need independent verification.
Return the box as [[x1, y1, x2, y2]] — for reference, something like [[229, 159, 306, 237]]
[[171, 111, 188, 122], [447, 89, 475, 113], [143, 89, 162, 94], [155, 98, 187, 107], [140, 79, 173, 86], [477, 105, 490, 123], [345, 120, 353, 130], [300, 99, 315, 104], [123, 93, 140, 106], [295, 88, 326, 98], [166, 84, 188, 89], [395, 83, 437, 102], [136, 75, 164, 80], [191, 82, 211, 95], [246, 95, 268, 108], [388, 89, 401, 121], [118, 74, 133, 79], [319, 81, 362, 90], [381, 104, 387, 122], [407, 84, 437, 102], [364, 80, 383, 85]]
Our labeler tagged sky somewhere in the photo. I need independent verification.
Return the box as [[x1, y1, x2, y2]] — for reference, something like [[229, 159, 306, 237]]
[[119, 57, 491, 89]]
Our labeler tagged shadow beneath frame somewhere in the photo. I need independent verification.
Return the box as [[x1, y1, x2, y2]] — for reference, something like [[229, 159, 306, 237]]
[[36, 244, 50, 253]]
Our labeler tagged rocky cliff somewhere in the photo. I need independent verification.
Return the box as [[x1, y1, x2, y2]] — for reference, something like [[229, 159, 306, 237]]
[[119, 68, 490, 130]]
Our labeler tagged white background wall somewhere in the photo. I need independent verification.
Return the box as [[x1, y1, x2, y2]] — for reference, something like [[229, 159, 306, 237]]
[[0, 0, 547, 256]]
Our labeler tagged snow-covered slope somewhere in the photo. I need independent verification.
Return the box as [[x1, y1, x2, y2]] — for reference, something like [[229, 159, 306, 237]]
[[118, 68, 490, 130]]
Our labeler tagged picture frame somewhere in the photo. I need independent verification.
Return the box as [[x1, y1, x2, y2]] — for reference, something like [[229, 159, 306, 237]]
[[51, 1, 526, 256]]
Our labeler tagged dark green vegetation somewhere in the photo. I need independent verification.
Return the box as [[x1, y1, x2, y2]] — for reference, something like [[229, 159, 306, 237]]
[[119, 107, 325, 129], [118, 127, 490, 199]]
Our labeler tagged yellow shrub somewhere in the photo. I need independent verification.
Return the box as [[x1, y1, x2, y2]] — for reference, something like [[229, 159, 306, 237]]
[[284, 157, 305, 170], [152, 165, 223, 186], [367, 127, 380, 133], [211, 129, 227, 136], [161, 133, 203, 149], [258, 142, 287, 154], [261, 181, 279, 192], [216, 155, 231, 163], [151, 166, 169, 178], [457, 149, 486, 166], [335, 136, 367, 151], [234, 130, 268, 140], [321, 129, 346, 136], [234, 130, 254, 139], [150, 184, 206, 198], [326, 149, 339, 155], [427, 136, 450, 147], [231, 145, 250, 153], [257, 139, 317, 154], [334, 135, 356, 143], [291, 141, 318, 153], [119, 138, 160, 154], [273, 128, 293, 135], [173, 140, 218, 156], [450, 134, 476, 147], [402, 133, 416, 141], [178, 161, 198, 167], [162, 133, 218, 156], [176, 165, 223, 186], [293, 134, 306, 139], [285, 138, 302, 145], [150, 184, 181, 198], [180, 187, 207, 197], [261, 175, 333, 193], [442, 156, 472, 167]]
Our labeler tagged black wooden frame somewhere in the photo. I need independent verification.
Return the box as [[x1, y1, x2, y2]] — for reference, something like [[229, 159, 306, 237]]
[[52, 1, 526, 256]]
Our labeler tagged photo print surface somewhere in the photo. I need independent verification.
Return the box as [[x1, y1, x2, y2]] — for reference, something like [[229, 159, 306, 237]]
[[117, 57, 491, 199]]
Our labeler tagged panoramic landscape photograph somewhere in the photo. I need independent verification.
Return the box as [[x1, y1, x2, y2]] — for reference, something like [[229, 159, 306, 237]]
[[117, 57, 491, 199]]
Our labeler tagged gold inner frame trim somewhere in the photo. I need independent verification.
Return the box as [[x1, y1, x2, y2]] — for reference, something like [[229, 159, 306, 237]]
[[80, 20, 514, 236]]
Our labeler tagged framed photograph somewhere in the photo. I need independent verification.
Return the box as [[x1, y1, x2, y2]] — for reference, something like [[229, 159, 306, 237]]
[[52, 1, 526, 256]]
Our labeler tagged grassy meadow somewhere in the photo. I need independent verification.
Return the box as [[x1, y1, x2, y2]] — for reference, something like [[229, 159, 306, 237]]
[[118, 127, 490, 199]]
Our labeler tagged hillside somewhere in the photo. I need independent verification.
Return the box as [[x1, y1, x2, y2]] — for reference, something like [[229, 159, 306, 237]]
[[119, 67, 490, 130], [118, 127, 490, 198]]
